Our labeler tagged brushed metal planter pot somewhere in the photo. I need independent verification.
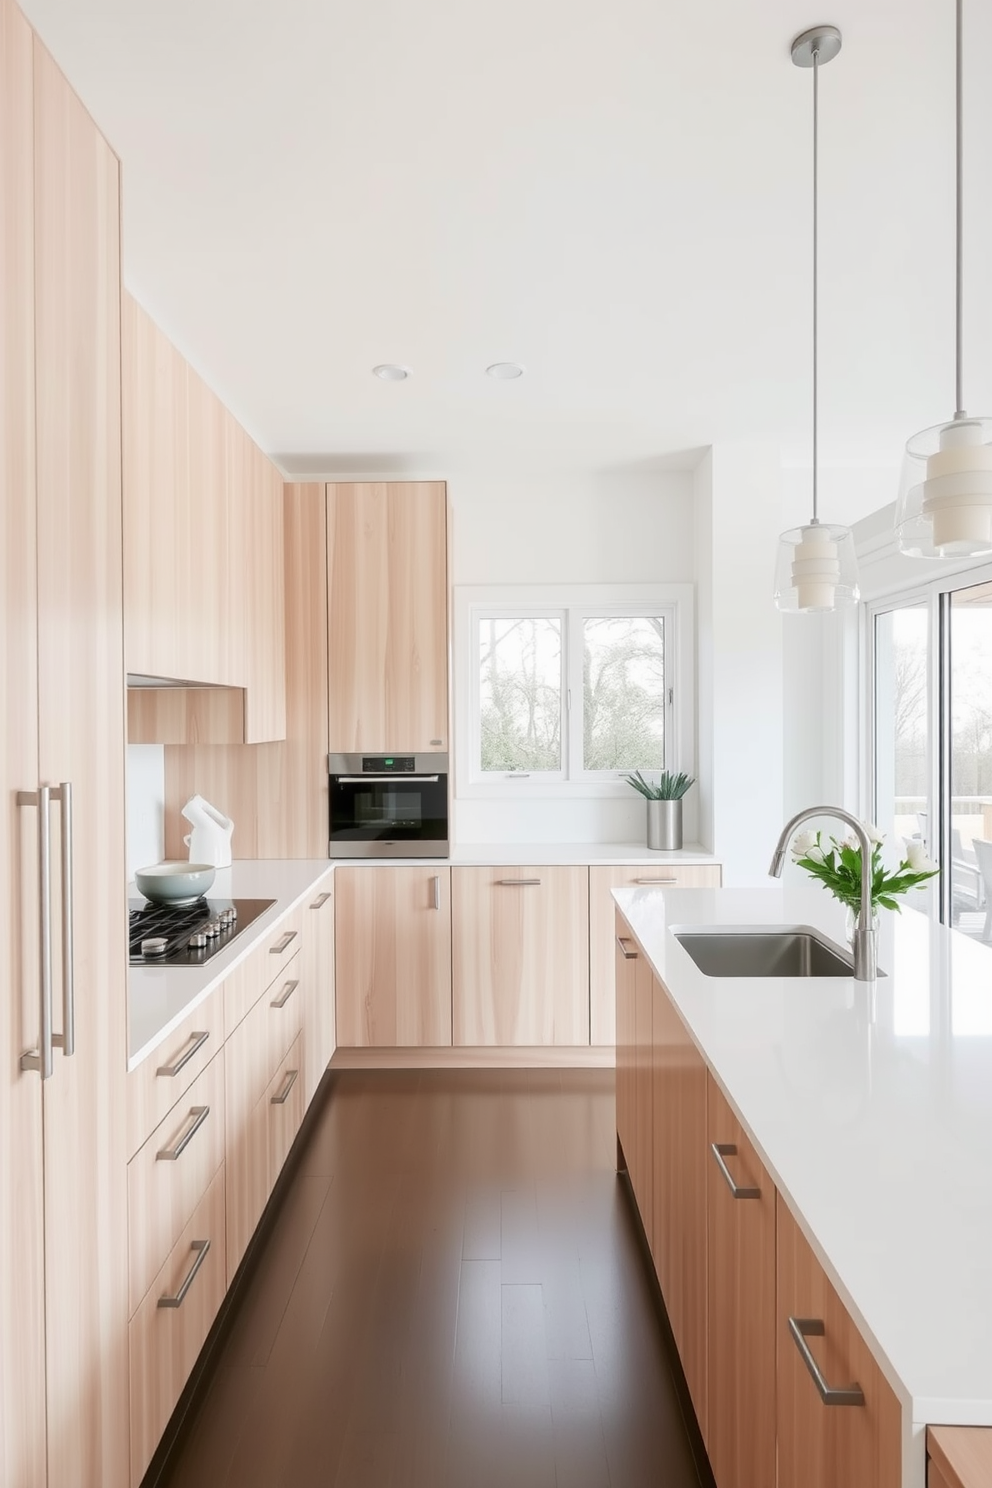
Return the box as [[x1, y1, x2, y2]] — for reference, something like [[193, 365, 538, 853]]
[[647, 799, 682, 851]]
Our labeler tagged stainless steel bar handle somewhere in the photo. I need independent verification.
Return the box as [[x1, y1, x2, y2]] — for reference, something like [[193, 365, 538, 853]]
[[269, 930, 298, 955], [635, 877, 678, 885], [309, 892, 331, 910], [615, 936, 638, 960], [55, 782, 74, 1057], [271, 978, 299, 1009], [156, 1105, 210, 1162], [432, 875, 440, 910], [496, 879, 541, 886], [711, 1142, 761, 1200], [787, 1317, 865, 1407], [157, 1029, 210, 1078], [158, 1239, 211, 1309], [271, 1068, 299, 1105], [336, 775, 440, 784], [17, 786, 54, 1079]]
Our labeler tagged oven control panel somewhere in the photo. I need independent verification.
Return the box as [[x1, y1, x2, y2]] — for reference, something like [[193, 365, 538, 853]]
[[362, 756, 416, 772]]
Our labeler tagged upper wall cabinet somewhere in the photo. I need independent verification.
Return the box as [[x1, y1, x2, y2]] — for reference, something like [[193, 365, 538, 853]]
[[327, 482, 448, 753], [122, 295, 285, 742]]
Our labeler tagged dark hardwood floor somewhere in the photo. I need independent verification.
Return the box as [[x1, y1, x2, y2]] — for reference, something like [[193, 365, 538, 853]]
[[159, 1069, 707, 1488]]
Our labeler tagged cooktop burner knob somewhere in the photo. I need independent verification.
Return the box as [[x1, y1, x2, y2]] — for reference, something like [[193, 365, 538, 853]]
[[189, 931, 208, 949], [205, 920, 222, 938], [220, 907, 236, 925], [140, 936, 169, 958]]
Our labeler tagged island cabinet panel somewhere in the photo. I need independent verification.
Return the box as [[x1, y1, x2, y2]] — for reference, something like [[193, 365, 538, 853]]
[[335, 866, 452, 1047], [326, 481, 448, 753], [705, 1077, 776, 1488], [927, 1427, 992, 1488], [630, 950, 655, 1248], [451, 867, 590, 1046], [651, 971, 708, 1436], [590, 865, 722, 1045], [614, 914, 638, 1169], [777, 1196, 901, 1488]]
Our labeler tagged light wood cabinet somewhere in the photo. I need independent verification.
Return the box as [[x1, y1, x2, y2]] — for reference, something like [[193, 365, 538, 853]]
[[327, 481, 448, 753], [335, 866, 452, 1047], [614, 917, 638, 1173], [651, 968, 708, 1435], [631, 950, 656, 1250], [928, 1427, 992, 1488], [0, 26, 132, 1488], [589, 864, 722, 1046], [777, 1195, 901, 1488], [243, 440, 286, 743], [302, 876, 336, 1103], [452, 867, 590, 1046], [706, 1076, 776, 1488]]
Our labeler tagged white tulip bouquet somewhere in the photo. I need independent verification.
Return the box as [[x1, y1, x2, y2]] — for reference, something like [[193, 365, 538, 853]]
[[791, 824, 939, 915]]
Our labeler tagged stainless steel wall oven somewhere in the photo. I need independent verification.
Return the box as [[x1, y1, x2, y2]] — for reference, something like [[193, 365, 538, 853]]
[[327, 753, 449, 857]]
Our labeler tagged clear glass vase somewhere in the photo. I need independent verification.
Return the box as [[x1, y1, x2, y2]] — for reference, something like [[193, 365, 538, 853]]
[[844, 905, 880, 945]]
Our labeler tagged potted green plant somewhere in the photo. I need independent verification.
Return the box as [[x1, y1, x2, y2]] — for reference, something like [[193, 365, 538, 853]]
[[623, 770, 695, 851]]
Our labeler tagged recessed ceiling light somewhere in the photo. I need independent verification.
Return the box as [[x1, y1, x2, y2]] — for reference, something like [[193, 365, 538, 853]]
[[486, 362, 524, 380], [372, 364, 410, 381]]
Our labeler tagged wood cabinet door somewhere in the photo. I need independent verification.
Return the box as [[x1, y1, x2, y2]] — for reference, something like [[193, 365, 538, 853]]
[[631, 950, 655, 1249], [0, 4, 47, 1484], [613, 911, 638, 1170], [589, 865, 722, 1045], [243, 448, 286, 742], [335, 867, 452, 1047], [651, 972, 707, 1436], [33, 38, 130, 1488], [327, 481, 448, 753], [302, 876, 335, 1104], [452, 867, 589, 1046], [706, 1076, 776, 1488], [777, 1196, 901, 1488]]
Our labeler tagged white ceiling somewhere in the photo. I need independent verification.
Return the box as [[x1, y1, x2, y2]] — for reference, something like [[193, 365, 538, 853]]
[[20, 0, 992, 505]]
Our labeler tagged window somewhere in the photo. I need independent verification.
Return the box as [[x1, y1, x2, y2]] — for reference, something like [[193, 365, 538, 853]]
[[456, 584, 693, 794]]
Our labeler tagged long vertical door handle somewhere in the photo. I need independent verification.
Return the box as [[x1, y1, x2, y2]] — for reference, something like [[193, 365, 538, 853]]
[[17, 786, 54, 1079], [432, 875, 440, 910], [54, 782, 74, 1056]]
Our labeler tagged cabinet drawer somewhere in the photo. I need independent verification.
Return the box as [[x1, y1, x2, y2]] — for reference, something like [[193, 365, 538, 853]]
[[268, 1032, 305, 1186], [128, 1053, 226, 1317], [225, 949, 303, 1132], [224, 903, 305, 1032], [127, 991, 225, 1160], [129, 1164, 227, 1487]]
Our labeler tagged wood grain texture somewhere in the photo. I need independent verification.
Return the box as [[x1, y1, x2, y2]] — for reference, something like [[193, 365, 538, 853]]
[[302, 874, 336, 1104], [651, 970, 708, 1437], [129, 1163, 228, 1486], [33, 38, 130, 1488], [126, 991, 226, 1160], [242, 448, 286, 742], [451, 867, 590, 1047], [928, 1427, 992, 1488], [335, 866, 452, 1047], [327, 481, 448, 752], [186, 364, 242, 687], [777, 1195, 901, 1488], [267, 1032, 305, 1185], [629, 948, 655, 1246], [225, 949, 304, 1141], [127, 686, 245, 745], [128, 1051, 226, 1317], [329, 1044, 615, 1069], [121, 291, 190, 679], [613, 911, 638, 1170], [0, 5, 47, 1485], [589, 865, 721, 1046], [162, 482, 328, 859], [705, 1075, 776, 1488]]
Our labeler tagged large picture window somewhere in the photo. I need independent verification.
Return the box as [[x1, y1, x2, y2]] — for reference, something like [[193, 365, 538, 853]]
[[455, 585, 693, 795]]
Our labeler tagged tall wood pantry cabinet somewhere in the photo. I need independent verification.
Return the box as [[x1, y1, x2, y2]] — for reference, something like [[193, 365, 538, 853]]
[[1, 3, 130, 1485]]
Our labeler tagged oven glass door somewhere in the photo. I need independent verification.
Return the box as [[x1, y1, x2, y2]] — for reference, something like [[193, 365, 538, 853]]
[[329, 773, 448, 844]]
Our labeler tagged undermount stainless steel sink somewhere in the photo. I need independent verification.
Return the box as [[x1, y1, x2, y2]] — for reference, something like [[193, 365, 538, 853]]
[[672, 925, 871, 978]]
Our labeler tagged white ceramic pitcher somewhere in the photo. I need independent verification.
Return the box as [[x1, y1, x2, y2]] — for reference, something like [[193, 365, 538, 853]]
[[181, 794, 234, 868]]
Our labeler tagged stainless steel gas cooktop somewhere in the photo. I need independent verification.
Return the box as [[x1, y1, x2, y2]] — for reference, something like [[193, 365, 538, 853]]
[[128, 897, 275, 966]]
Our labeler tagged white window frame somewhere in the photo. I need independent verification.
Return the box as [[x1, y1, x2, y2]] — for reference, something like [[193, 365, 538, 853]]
[[454, 583, 695, 799]]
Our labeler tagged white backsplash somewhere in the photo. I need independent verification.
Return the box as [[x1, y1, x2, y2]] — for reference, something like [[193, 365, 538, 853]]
[[126, 744, 165, 880]]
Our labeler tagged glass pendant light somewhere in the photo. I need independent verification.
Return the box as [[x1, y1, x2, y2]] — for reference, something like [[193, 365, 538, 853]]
[[896, 0, 992, 558], [774, 26, 859, 614]]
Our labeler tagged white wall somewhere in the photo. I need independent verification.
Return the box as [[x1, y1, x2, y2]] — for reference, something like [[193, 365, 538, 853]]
[[126, 744, 165, 880], [448, 466, 696, 844]]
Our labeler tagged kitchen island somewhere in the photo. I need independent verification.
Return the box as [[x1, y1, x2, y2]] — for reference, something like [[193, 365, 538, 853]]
[[614, 883, 992, 1488]]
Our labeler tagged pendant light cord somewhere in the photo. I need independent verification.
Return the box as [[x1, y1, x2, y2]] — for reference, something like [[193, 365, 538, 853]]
[[812, 44, 820, 523], [955, 0, 966, 421]]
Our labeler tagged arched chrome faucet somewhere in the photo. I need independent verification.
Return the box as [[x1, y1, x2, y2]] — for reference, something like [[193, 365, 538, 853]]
[[769, 806, 877, 981]]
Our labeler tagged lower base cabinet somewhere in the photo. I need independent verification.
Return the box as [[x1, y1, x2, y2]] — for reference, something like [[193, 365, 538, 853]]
[[128, 1164, 227, 1485]]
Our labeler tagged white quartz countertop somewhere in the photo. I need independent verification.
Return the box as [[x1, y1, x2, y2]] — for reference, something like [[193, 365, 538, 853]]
[[127, 860, 331, 1071], [613, 883, 992, 1432]]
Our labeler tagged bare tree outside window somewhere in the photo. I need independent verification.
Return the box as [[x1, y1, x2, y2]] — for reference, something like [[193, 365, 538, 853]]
[[479, 617, 561, 771], [583, 617, 666, 771]]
